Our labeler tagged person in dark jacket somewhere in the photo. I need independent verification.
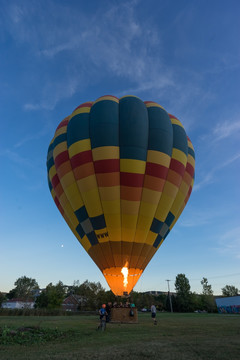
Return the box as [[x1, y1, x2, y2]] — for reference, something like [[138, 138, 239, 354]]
[[106, 302, 112, 323]]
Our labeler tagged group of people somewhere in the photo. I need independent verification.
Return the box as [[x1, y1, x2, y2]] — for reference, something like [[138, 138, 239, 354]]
[[97, 302, 157, 331], [112, 301, 135, 308]]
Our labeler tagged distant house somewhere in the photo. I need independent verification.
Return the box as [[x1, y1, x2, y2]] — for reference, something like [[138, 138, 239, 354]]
[[62, 294, 84, 311], [215, 296, 240, 314], [145, 291, 166, 296], [144, 291, 177, 296], [2, 298, 35, 309]]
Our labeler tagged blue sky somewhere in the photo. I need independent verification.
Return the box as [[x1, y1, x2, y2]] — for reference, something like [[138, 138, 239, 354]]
[[0, 0, 239, 295]]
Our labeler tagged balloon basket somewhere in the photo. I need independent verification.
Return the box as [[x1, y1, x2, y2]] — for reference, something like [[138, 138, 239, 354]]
[[110, 307, 138, 324]]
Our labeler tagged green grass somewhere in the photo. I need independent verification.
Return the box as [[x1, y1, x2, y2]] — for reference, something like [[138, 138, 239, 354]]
[[0, 313, 239, 360]]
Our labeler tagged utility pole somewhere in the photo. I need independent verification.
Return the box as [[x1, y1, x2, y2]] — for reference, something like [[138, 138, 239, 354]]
[[166, 279, 173, 313]]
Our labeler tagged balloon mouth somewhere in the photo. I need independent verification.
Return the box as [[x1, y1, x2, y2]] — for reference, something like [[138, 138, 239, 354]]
[[103, 267, 143, 296]]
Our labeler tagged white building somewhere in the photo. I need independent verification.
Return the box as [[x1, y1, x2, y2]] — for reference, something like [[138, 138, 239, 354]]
[[2, 298, 35, 309], [215, 296, 240, 314]]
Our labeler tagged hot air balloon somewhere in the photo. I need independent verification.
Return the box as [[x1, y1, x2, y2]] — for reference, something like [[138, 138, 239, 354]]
[[47, 95, 195, 296]]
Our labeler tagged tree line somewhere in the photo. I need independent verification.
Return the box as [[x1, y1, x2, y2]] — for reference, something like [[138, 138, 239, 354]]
[[0, 274, 239, 313]]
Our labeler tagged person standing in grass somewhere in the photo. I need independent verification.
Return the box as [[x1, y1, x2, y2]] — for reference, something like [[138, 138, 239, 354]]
[[98, 304, 108, 331], [106, 302, 112, 323], [151, 304, 157, 325]]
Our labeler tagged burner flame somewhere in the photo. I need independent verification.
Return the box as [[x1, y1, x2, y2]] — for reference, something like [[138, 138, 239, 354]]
[[121, 266, 128, 288]]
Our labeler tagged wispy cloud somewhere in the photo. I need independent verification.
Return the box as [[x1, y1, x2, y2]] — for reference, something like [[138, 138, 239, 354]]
[[213, 120, 240, 142], [194, 152, 240, 191], [3, 1, 175, 110], [0, 148, 46, 185], [179, 211, 213, 228], [217, 226, 240, 259], [13, 123, 52, 148], [9, 4, 24, 24], [0, 149, 34, 168], [0, 149, 35, 180], [178, 206, 228, 228], [3, 0, 237, 125], [24, 77, 79, 111]]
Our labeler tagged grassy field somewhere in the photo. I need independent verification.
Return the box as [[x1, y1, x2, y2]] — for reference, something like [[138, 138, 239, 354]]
[[0, 312, 239, 360]]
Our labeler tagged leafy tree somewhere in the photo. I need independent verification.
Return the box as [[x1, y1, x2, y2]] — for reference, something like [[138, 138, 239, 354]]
[[70, 280, 107, 310], [130, 292, 167, 311], [137, 293, 153, 309], [7, 288, 17, 300], [35, 281, 66, 309], [175, 274, 191, 295], [99, 290, 116, 307], [199, 278, 216, 312], [200, 294, 217, 312], [46, 281, 66, 309], [129, 292, 154, 310], [34, 290, 48, 308], [222, 285, 239, 297], [155, 293, 168, 311], [175, 274, 192, 312], [201, 277, 213, 295], [0, 292, 6, 307], [191, 292, 202, 310], [129, 291, 140, 307], [8, 276, 39, 300]]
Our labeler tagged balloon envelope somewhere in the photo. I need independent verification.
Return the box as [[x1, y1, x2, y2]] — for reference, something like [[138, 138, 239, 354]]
[[47, 95, 195, 296]]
